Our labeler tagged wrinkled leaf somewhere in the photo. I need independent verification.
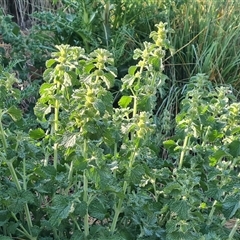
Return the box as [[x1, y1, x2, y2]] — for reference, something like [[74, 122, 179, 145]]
[[222, 195, 240, 219], [89, 198, 108, 220], [29, 128, 45, 140], [128, 66, 138, 76], [49, 195, 72, 226], [118, 96, 132, 108], [170, 200, 189, 220], [7, 106, 22, 121], [228, 140, 240, 158], [46, 59, 56, 68]]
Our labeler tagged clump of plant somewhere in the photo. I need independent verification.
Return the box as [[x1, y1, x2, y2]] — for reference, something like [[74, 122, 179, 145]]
[[0, 22, 171, 239], [1, 16, 240, 239], [163, 74, 240, 239], [0, 65, 42, 240]]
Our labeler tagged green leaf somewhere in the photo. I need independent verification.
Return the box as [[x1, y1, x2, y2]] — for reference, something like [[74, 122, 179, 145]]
[[29, 128, 45, 140], [228, 140, 240, 158], [34, 102, 52, 121], [103, 72, 115, 88], [207, 130, 224, 142], [46, 59, 56, 68], [230, 127, 240, 135], [164, 182, 181, 195], [39, 83, 54, 96], [222, 195, 240, 219], [205, 182, 224, 200], [0, 210, 10, 227], [170, 200, 189, 220], [128, 66, 138, 76], [12, 24, 20, 36], [7, 106, 22, 121], [163, 139, 177, 151], [209, 150, 230, 166], [84, 63, 95, 73], [129, 164, 145, 184], [49, 195, 72, 226], [7, 189, 35, 213], [60, 133, 77, 148], [93, 99, 106, 115], [118, 95, 132, 108], [89, 198, 108, 220], [70, 230, 84, 240], [75, 201, 87, 217]]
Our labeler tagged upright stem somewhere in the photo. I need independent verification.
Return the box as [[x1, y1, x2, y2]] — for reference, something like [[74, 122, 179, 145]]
[[0, 112, 33, 235], [113, 143, 118, 178], [111, 80, 140, 234], [83, 139, 89, 238], [178, 135, 189, 169], [111, 147, 137, 234], [228, 218, 240, 240], [53, 82, 60, 169], [83, 170, 89, 238], [23, 158, 33, 230], [68, 161, 74, 183], [207, 200, 217, 225], [0, 111, 8, 151]]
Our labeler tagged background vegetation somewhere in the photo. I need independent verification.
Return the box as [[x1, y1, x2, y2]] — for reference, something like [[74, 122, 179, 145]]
[[0, 0, 240, 239]]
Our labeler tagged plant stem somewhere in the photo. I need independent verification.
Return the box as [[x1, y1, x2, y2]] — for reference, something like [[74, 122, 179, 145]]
[[110, 148, 137, 234], [207, 200, 217, 225], [68, 161, 74, 183], [23, 158, 33, 230], [83, 170, 89, 238], [178, 135, 189, 169], [11, 212, 35, 240], [228, 218, 240, 240], [0, 111, 8, 151], [83, 139, 89, 238], [1, 112, 33, 234], [6, 152, 33, 233], [71, 215, 82, 232], [7, 161, 22, 190], [53, 81, 60, 169]]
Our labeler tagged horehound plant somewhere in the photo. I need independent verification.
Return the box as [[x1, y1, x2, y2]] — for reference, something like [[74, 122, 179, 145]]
[[164, 74, 240, 239], [34, 22, 171, 238], [0, 70, 37, 239]]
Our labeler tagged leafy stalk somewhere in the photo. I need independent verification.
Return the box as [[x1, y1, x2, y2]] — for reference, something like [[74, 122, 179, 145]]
[[110, 147, 137, 234], [0, 110, 8, 151], [83, 170, 89, 237], [207, 200, 217, 225], [178, 135, 189, 169], [227, 219, 240, 240], [83, 139, 89, 238], [111, 22, 171, 234], [53, 81, 60, 169], [0, 111, 33, 233]]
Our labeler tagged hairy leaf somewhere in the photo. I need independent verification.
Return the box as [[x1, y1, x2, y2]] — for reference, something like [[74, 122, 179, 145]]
[[118, 95, 132, 108], [7, 106, 22, 121], [49, 195, 73, 226], [222, 195, 240, 219]]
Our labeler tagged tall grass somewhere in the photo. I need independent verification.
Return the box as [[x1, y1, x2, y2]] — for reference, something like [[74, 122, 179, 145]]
[[164, 0, 240, 87]]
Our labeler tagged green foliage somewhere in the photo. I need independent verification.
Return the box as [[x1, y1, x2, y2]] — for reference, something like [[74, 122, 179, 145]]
[[163, 74, 240, 239], [1, 1, 240, 238], [165, 0, 240, 87], [0, 22, 171, 239], [30, 0, 165, 67]]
